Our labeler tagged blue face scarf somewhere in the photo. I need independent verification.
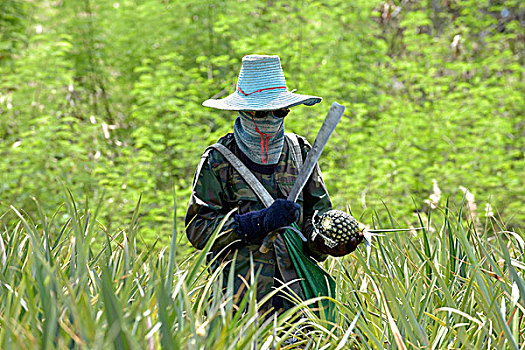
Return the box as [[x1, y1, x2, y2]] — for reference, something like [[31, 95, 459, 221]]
[[233, 111, 285, 165]]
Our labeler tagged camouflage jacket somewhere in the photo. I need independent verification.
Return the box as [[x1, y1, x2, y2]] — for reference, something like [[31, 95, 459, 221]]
[[185, 133, 332, 312]]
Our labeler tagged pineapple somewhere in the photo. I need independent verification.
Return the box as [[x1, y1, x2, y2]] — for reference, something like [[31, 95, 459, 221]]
[[311, 210, 363, 248]]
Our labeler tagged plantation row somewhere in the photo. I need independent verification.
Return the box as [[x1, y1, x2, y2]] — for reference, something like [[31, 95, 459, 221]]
[[0, 190, 523, 349]]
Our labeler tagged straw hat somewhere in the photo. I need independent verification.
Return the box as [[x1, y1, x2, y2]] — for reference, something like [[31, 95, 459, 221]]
[[202, 55, 322, 111]]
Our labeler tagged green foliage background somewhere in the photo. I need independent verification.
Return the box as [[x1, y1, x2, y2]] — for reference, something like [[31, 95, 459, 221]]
[[1, 0, 523, 243]]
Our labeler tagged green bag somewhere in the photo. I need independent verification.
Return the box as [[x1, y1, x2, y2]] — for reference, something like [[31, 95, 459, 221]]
[[283, 223, 336, 322]]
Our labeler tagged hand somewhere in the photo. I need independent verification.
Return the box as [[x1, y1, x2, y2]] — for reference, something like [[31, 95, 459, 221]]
[[263, 199, 301, 233], [313, 230, 364, 257], [235, 199, 300, 243]]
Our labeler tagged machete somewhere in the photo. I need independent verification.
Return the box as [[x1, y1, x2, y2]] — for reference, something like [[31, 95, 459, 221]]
[[259, 102, 345, 253]]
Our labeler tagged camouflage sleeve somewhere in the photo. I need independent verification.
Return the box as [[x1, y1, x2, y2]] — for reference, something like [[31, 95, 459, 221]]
[[297, 137, 333, 262], [185, 151, 242, 251]]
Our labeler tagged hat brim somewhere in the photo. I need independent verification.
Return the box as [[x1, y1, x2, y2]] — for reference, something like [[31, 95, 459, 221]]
[[202, 89, 322, 111]]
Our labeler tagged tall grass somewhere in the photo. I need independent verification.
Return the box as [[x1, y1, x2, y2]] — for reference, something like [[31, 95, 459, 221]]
[[0, 188, 523, 349]]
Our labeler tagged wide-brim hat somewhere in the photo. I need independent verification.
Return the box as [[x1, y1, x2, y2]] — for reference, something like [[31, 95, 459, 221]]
[[202, 55, 322, 111]]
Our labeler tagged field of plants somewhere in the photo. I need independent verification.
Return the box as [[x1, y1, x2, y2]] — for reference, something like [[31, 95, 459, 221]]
[[0, 189, 523, 348], [1, 0, 523, 348], [1, 0, 523, 240]]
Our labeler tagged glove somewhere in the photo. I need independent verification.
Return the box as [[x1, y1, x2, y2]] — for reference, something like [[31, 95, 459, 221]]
[[313, 231, 364, 257], [235, 199, 301, 244]]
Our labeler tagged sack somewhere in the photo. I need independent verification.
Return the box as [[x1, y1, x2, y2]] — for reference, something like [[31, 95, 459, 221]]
[[283, 223, 336, 322]]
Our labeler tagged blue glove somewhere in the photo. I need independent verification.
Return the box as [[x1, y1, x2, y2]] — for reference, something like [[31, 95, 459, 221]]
[[235, 199, 301, 244]]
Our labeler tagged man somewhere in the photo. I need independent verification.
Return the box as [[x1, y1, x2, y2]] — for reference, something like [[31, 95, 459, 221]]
[[185, 55, 362, 314]]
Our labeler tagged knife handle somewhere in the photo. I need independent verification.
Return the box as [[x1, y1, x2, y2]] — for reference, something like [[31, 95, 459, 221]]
[[259, 232, 277, 253]]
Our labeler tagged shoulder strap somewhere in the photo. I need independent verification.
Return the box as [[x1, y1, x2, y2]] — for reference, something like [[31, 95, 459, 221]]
[[285, 133, 303, 171], [208, 143, 275, 208], [194, 136, 304, 208]]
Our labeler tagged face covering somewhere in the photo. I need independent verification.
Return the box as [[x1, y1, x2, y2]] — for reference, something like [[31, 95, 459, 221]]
[[233, 111, 285, 165]]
